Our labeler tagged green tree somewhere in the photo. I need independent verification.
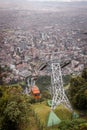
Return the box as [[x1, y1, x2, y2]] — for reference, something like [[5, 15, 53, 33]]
[[74, 83, 87, 109], [81, 68, 87, 82], [69, 76, 85, 98], [58, 119, 87, 130], [69, 69, 87, 110], [0, 86, 30, 130]]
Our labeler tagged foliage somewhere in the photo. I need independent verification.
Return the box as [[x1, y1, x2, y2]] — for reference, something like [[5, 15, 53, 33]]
[[63, 75, 71, 86], [0, 86, 30, 130], [41, 90, 51, 102], [69, 76, 85, 98], [58, 118, 87, 130], [28, 96, 36, 104], [73, 83, 87, 109], [36, 76, 51, 92], [81, 68, 87, 82], [69, 68, 87, 110]]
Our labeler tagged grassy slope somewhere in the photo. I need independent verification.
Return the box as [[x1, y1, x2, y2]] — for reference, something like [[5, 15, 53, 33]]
[[54, 105, 72, 120], [26, 102, 86, 130], [29, 101, 72, 130], [32, 101, 50, 127]]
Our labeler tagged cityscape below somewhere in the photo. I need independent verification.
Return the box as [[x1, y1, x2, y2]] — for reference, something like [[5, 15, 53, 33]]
[[0, 0, 87, 83]]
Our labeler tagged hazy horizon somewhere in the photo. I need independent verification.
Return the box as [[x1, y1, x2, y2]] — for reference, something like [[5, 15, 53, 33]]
[[0, 0, 87, 2]]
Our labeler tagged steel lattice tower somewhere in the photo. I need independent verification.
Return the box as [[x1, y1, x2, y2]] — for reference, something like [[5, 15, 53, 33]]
[[51, 62, 72, 111], [33, 51, 72, 111]]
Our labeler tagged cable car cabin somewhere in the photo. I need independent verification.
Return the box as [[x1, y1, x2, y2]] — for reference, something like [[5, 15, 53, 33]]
[[31, 86, 40, 100]]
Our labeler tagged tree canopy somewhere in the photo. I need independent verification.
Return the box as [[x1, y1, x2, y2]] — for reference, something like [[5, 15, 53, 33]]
[[0, 86, 30, 130], [69, 68, 87, 110]]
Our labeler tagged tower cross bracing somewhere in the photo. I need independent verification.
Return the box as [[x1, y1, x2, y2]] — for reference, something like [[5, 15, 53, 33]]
[[51, 62, 72, 111]]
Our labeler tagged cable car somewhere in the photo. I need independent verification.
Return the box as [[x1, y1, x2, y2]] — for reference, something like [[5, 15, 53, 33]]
[[31, 85, 41, 100]]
